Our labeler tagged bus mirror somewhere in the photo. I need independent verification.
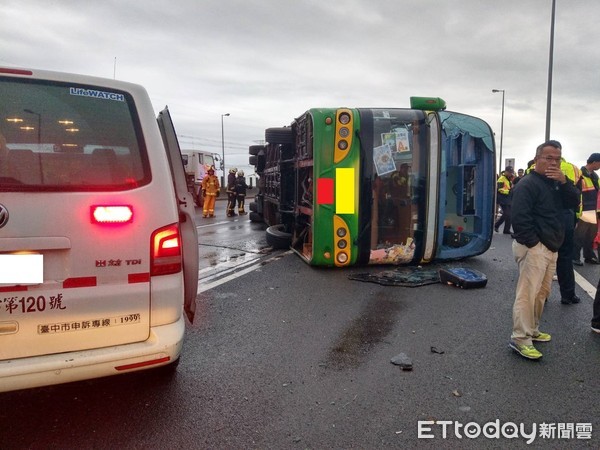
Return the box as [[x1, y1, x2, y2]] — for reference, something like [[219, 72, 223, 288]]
[[410, 97, 447, 111]]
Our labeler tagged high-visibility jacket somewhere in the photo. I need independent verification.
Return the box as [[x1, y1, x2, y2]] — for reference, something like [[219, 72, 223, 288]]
[[201, 174, 220, 196], [561, 159, 582, 218], [497, 174, 512, 195], [578, 166, 599, 212]]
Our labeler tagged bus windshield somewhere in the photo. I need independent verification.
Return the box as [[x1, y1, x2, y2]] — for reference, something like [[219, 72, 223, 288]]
[[359, 108, 429, 264]]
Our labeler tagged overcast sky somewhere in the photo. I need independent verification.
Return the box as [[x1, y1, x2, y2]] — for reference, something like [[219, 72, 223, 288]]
[[3, 0, 599, 173]]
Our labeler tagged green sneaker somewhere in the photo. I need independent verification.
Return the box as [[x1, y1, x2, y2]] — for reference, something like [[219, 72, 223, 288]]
[[509, 341, 542, 360], [532, 331, 551, 342]]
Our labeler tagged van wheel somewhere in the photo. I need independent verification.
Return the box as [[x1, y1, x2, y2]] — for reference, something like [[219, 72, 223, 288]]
[[265, 127, 293, 145], [249, 212, 263, 223], [266, 224, 292, 249]]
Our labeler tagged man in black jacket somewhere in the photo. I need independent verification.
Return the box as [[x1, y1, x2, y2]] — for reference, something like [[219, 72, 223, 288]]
[[509, 141, 581, 360]]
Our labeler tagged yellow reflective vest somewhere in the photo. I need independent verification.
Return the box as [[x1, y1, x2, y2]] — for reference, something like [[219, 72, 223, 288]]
[[561, 159, 582, 218], [578, 167, 599, 212], [497, 174, 512, 195]]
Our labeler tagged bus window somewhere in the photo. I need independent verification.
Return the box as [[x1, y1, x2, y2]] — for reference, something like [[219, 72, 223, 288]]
[[249, 101, 495, 267]]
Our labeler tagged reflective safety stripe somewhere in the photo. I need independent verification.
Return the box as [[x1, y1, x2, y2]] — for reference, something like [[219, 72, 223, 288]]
[[317, 178, 334, 205], [63, 277, 97, 288], [128, 273, 150, 283], [335, 168, 355, 214]]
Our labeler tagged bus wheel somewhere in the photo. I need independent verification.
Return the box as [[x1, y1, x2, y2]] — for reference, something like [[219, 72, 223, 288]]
[[249, 211, 263, 223], [265, 127, 293, 145], [249, 144, 265, 155], [266, 224, 292, 249]]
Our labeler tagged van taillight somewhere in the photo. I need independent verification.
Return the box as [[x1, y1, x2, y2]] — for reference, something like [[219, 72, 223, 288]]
[[91, 205, 133, 224], [151, 223, 182, 276]]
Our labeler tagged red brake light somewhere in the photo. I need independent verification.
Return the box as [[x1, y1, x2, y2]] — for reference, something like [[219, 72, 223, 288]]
[[91, 205, 133, 224], [151, 223, 182, 276], [0, 68, 33, 75]]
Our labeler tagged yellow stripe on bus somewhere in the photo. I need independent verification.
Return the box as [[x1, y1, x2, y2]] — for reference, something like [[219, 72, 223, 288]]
[[335, 168, 354, 214]]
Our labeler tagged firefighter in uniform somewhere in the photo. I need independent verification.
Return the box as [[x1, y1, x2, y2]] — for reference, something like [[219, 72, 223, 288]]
[[226, 168, 238, 217], [235, 170, 249, 215], [495, 166, 515, 234], [201, 166, 220, 218]]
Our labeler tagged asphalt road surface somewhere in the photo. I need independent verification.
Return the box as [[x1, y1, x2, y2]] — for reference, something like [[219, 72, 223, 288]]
[[1, 211, 599, 449]]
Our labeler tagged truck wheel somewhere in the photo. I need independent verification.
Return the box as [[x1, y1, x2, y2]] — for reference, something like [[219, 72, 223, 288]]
[[266, 224, 292, 249], [265, 127, 293, 145], [249, 212, 263, 223]]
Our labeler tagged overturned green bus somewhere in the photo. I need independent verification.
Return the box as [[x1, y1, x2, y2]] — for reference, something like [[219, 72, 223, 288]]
[[248, 98, 496, 267]]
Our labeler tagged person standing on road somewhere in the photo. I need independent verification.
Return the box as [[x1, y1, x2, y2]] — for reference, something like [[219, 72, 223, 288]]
[[495, 166, 515, 234], [234, 170, 249, 215], [512, 168, 525, 186], [573, 153, 600, 266], [226, 168, 238, 217], [201, 166, 220, 218], [509, 141, 581, 360], [591, 192, 600, 335], [552, 143, 582, 305]]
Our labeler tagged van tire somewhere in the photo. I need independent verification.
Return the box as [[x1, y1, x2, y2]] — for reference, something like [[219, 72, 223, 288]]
[[265, 127, 293, 145], [249, 211, 263, 223], [266, 224, 292, 249]]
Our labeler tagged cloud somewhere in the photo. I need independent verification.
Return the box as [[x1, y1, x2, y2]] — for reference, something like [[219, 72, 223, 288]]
[[2, 0, 600, 171]]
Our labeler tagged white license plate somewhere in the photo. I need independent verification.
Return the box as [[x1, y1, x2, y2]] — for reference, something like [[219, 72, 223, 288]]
[[0, 254, 43, 284]]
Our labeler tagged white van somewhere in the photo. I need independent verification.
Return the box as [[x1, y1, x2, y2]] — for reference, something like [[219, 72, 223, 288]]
[[0, 67, 198, 392]]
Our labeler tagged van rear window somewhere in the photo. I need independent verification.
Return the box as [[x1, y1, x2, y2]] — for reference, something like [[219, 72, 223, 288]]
[[0, 77, 150, 191]]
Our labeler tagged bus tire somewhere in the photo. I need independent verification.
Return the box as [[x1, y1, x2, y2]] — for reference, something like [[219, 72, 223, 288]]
[[265, 127, 293, 145], [249, 211, 263, 223], [266, 224, 292, 249], [249, 145, 265, 155]]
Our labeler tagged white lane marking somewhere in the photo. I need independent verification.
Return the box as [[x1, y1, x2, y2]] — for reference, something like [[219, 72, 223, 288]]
[[197, 251, 292, 293], [196, 220, 233, 228], [575, 271, 597, 299], [200, 255, 263, 283], [198, 253, 261, 275], [198, 262, 263, 293]]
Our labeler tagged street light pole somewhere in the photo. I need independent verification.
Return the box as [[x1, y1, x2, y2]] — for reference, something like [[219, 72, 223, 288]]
[[545, 0, 556, 141], [492, 89, 505, 172], [221, 113, 230, 187]]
